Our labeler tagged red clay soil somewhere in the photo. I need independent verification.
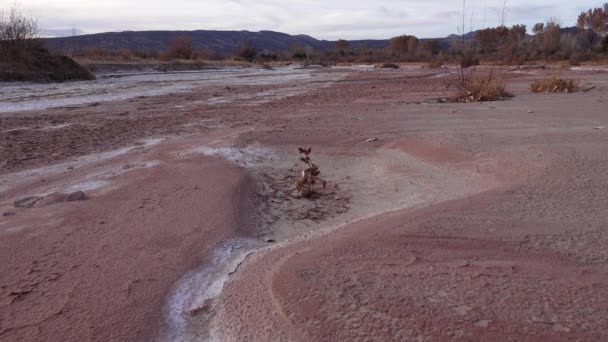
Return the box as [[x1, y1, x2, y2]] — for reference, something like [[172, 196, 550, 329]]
[[0, 138, 257, 341]]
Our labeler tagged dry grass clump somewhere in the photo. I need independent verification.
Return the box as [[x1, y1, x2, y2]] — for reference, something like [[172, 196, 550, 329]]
[[530, 77, 579, 93], [446, 69, 512, 103], [295, 148, 326, 198], [380, 63, 400, 69]]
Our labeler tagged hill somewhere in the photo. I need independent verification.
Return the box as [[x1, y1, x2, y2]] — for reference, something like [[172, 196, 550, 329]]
[[45, 27, 579, 57], [46, 30, 391, 55]]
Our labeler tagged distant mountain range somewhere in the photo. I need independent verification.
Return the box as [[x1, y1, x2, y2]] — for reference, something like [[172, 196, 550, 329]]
[[45, 27, 579, 55], [46, 30, 390, 54]]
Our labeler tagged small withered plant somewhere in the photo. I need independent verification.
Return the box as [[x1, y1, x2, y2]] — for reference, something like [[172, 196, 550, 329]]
[[530, 76, 579, 93], [445, 67, 512, 103], [296, 147, 326, 198]]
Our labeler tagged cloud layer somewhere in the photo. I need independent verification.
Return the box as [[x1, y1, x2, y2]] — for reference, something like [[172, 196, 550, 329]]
[[9, 0, 602, 39]]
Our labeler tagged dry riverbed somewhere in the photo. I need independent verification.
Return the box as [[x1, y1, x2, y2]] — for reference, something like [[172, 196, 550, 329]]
[[1, 65, 608, 341]]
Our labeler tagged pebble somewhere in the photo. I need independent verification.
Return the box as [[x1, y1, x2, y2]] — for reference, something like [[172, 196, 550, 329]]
[[474, 320, 491, 328], [14, 196, 43, 208], [66, 191, 87, 202], [35, 192, 68, 207]]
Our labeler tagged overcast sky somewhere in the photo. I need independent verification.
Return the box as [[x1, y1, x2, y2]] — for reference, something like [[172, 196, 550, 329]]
[[8, 0, 604, 39]]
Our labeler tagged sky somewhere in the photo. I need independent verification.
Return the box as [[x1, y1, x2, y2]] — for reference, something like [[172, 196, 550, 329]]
[[6, 0, 604, 39]]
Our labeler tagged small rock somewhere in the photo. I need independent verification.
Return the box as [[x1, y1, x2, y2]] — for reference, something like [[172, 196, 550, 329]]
[[552, 324, 570, 333], [527, 109, 534, 113], [66, 191, 86, 202], [365, 138, 379, 142], [14, 196, 43, 208], [594, 126, 605, 130], [380, 63, 400, 69], [35, 192, 69, 207], [474, 320, 491, 328], [452, 305, 472, 316], [2, 212, 16, 217], [264, 238, 276, 243]]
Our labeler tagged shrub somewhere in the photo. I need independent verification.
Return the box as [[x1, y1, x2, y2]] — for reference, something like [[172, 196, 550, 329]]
[[162, 36, 194, 60], [235, 42, 257, 62], [445, 68, 512, 102], [530, 77, 579, 93], [380, 63, 399, 69]]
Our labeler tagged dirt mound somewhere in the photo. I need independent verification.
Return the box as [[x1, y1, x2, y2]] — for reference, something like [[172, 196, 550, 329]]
[[0, 47, 95, 82]]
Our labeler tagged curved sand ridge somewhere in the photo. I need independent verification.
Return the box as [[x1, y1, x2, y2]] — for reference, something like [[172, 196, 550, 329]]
[[206, 135, 608, 341], [199, 136, 558, 340]]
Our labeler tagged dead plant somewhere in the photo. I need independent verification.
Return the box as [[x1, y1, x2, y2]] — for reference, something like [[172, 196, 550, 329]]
[[445, 68, 512, 103], [295, 147, 326, 198], [530, 76, 579, 93]]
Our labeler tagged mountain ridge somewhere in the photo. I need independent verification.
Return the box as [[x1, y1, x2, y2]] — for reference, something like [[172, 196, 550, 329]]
[[46, 27, 578, 55]]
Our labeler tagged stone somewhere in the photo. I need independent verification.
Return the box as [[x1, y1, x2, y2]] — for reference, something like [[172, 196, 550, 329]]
[[14, 196, 43, 208], [474, 320, 491, 328], [66, 191, 86, 202], [35, 192, 69, 207]]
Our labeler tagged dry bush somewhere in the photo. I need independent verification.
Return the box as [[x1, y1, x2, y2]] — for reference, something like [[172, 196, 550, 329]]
[[161, 36, 194, 60], [235, 41, 257, 62], [530, 77, 579, 93], [380, 63, 399, 69], [295, 148, 326, 198], [388, 35, 418, 59], [445, 68, 512, 102]]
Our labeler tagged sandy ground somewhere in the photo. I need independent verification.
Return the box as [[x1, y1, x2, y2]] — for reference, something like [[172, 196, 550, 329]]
[[1, 64, 608, 341]]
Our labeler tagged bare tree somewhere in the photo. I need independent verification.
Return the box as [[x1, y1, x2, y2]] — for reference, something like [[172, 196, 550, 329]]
[[335, 39, 349, 56], [577, 3, 608, 50], [543, 18, 562, 55], [0, 5, 41, 64], [388, 35, 418, 58]]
